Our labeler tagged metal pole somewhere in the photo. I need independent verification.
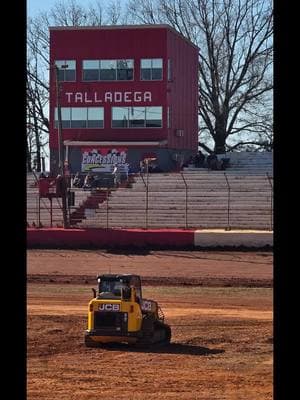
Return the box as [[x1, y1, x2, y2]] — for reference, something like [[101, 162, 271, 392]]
[[50, 197, 53, 228], [146, 160, 149, 229], [224, 173, 231, 231], [266, 173, 273, 231], [37, 195, 40, 228], [54, 65, 69, 228], [106, 187, 109, 230], [139, 171, 147, 230], [180, 172, 188, 229]]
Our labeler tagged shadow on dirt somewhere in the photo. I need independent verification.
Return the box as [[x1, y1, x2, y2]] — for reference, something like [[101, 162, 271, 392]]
[[89, 342, 225, 356]]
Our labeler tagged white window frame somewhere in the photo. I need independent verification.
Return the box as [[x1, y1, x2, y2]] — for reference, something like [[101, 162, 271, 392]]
[[54, 107, 104, 129], [111, 106, 163, 129], [82, 59, 134, 81], [140, 58, 163, 81], [55, 60, 76, 82]]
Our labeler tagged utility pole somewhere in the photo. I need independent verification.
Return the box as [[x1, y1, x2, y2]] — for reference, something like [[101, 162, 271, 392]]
[[54, 64, 69, 228]]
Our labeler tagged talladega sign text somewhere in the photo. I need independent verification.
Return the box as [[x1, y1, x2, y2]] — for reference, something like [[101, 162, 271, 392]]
[[65, 91, 152, 104]]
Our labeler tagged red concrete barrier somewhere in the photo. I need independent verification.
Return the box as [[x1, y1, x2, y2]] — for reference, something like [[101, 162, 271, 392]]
[[27, 228, 195, 249]]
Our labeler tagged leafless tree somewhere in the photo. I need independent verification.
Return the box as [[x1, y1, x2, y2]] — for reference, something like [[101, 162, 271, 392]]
[[27, 25, 50, 172], [127, 0, 273, 153]]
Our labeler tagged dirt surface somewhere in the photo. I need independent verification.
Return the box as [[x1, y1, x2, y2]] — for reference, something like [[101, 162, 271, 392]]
[[27, 249, 273, 287], [27, 250, 273, 399]]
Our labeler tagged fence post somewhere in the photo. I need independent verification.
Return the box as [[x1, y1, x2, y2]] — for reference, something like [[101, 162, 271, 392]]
[[266, 173, 273, 231], [36, 196, 39, 228], [106, 187, 109, 230], [180, 172, 188, 229], [50, 197, 53, 228], [224, 173, 231, 231], [38, 195, 41, 228], [140, 172, 148, 229]]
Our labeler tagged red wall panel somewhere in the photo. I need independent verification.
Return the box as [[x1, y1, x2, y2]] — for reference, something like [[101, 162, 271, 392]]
[[166, 30, 198, 150], [49, 25, 198, 152]]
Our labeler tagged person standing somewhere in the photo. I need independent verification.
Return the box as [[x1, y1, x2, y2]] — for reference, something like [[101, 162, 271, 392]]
[[112, 164, 121, 187]]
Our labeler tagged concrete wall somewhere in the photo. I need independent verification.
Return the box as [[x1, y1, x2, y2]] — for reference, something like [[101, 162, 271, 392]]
[[27, 227, 273, 249]]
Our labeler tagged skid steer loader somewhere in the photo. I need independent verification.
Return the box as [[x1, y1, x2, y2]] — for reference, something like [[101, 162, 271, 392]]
[[84, 274, 171, 347]]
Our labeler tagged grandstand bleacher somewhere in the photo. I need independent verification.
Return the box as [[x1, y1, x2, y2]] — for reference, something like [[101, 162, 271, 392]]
[[27, 151, 273, 230]]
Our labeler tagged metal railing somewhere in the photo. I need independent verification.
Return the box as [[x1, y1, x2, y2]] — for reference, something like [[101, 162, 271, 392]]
[[29, 171, 63, 228], [27, 172, 274, 231]]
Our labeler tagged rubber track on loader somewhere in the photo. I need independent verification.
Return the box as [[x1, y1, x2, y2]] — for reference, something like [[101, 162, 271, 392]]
[[138, 319, 171, 346]]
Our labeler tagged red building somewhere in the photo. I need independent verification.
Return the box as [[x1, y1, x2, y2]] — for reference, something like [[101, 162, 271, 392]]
[[49, 24, 199, 173]]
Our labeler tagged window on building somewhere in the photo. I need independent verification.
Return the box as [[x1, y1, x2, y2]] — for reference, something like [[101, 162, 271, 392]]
[[55, 60, 76, 81], [87, 108, 104, 128], [82, 60, 100, 81], [112, 107, 162, 128], [100, 60, 117, 80], [129, 107, 145, 128], [70, 108, 87, 128], [141, 58, 163, 80], [146, 107, 162, 127], [112, 107, 129, 128], [117, 59, 134, 80], [83, 59, 134, 81], [55, 107, 104, 128], [54, 107, 71, 128]]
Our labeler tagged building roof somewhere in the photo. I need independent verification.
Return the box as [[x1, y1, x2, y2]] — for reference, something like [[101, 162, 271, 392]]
[[49, 24, 199, 50]]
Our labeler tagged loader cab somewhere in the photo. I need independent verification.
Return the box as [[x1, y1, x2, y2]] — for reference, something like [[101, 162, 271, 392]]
[[97, 274, 142, 302]]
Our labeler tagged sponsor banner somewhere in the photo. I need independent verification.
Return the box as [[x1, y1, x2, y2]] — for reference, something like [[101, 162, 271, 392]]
[[81, 147, 128, 173]]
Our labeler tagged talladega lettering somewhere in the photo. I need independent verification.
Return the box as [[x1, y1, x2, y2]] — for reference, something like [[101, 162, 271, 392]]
[[65, 91, 152, 104]]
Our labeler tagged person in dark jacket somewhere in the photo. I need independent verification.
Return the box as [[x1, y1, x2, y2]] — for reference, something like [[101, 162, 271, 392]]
[[207, 153, 223, 170], [194, 150, 205, 168]]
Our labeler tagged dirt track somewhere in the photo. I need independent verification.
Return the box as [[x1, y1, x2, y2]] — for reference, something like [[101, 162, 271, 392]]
[[27, 249, 273, 286], [27, 250, 273, 399]]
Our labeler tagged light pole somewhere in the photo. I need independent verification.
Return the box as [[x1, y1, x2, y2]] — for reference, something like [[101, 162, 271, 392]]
[[54, 64, 69, 228]]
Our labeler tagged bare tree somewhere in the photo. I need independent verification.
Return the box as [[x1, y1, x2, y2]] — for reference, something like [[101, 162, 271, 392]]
[[27, 24, 50, 172], [127, 0, 273, 153]]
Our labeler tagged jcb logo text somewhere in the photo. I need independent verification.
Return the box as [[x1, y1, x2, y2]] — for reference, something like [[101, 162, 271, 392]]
[[99, 304, 120, 311]]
